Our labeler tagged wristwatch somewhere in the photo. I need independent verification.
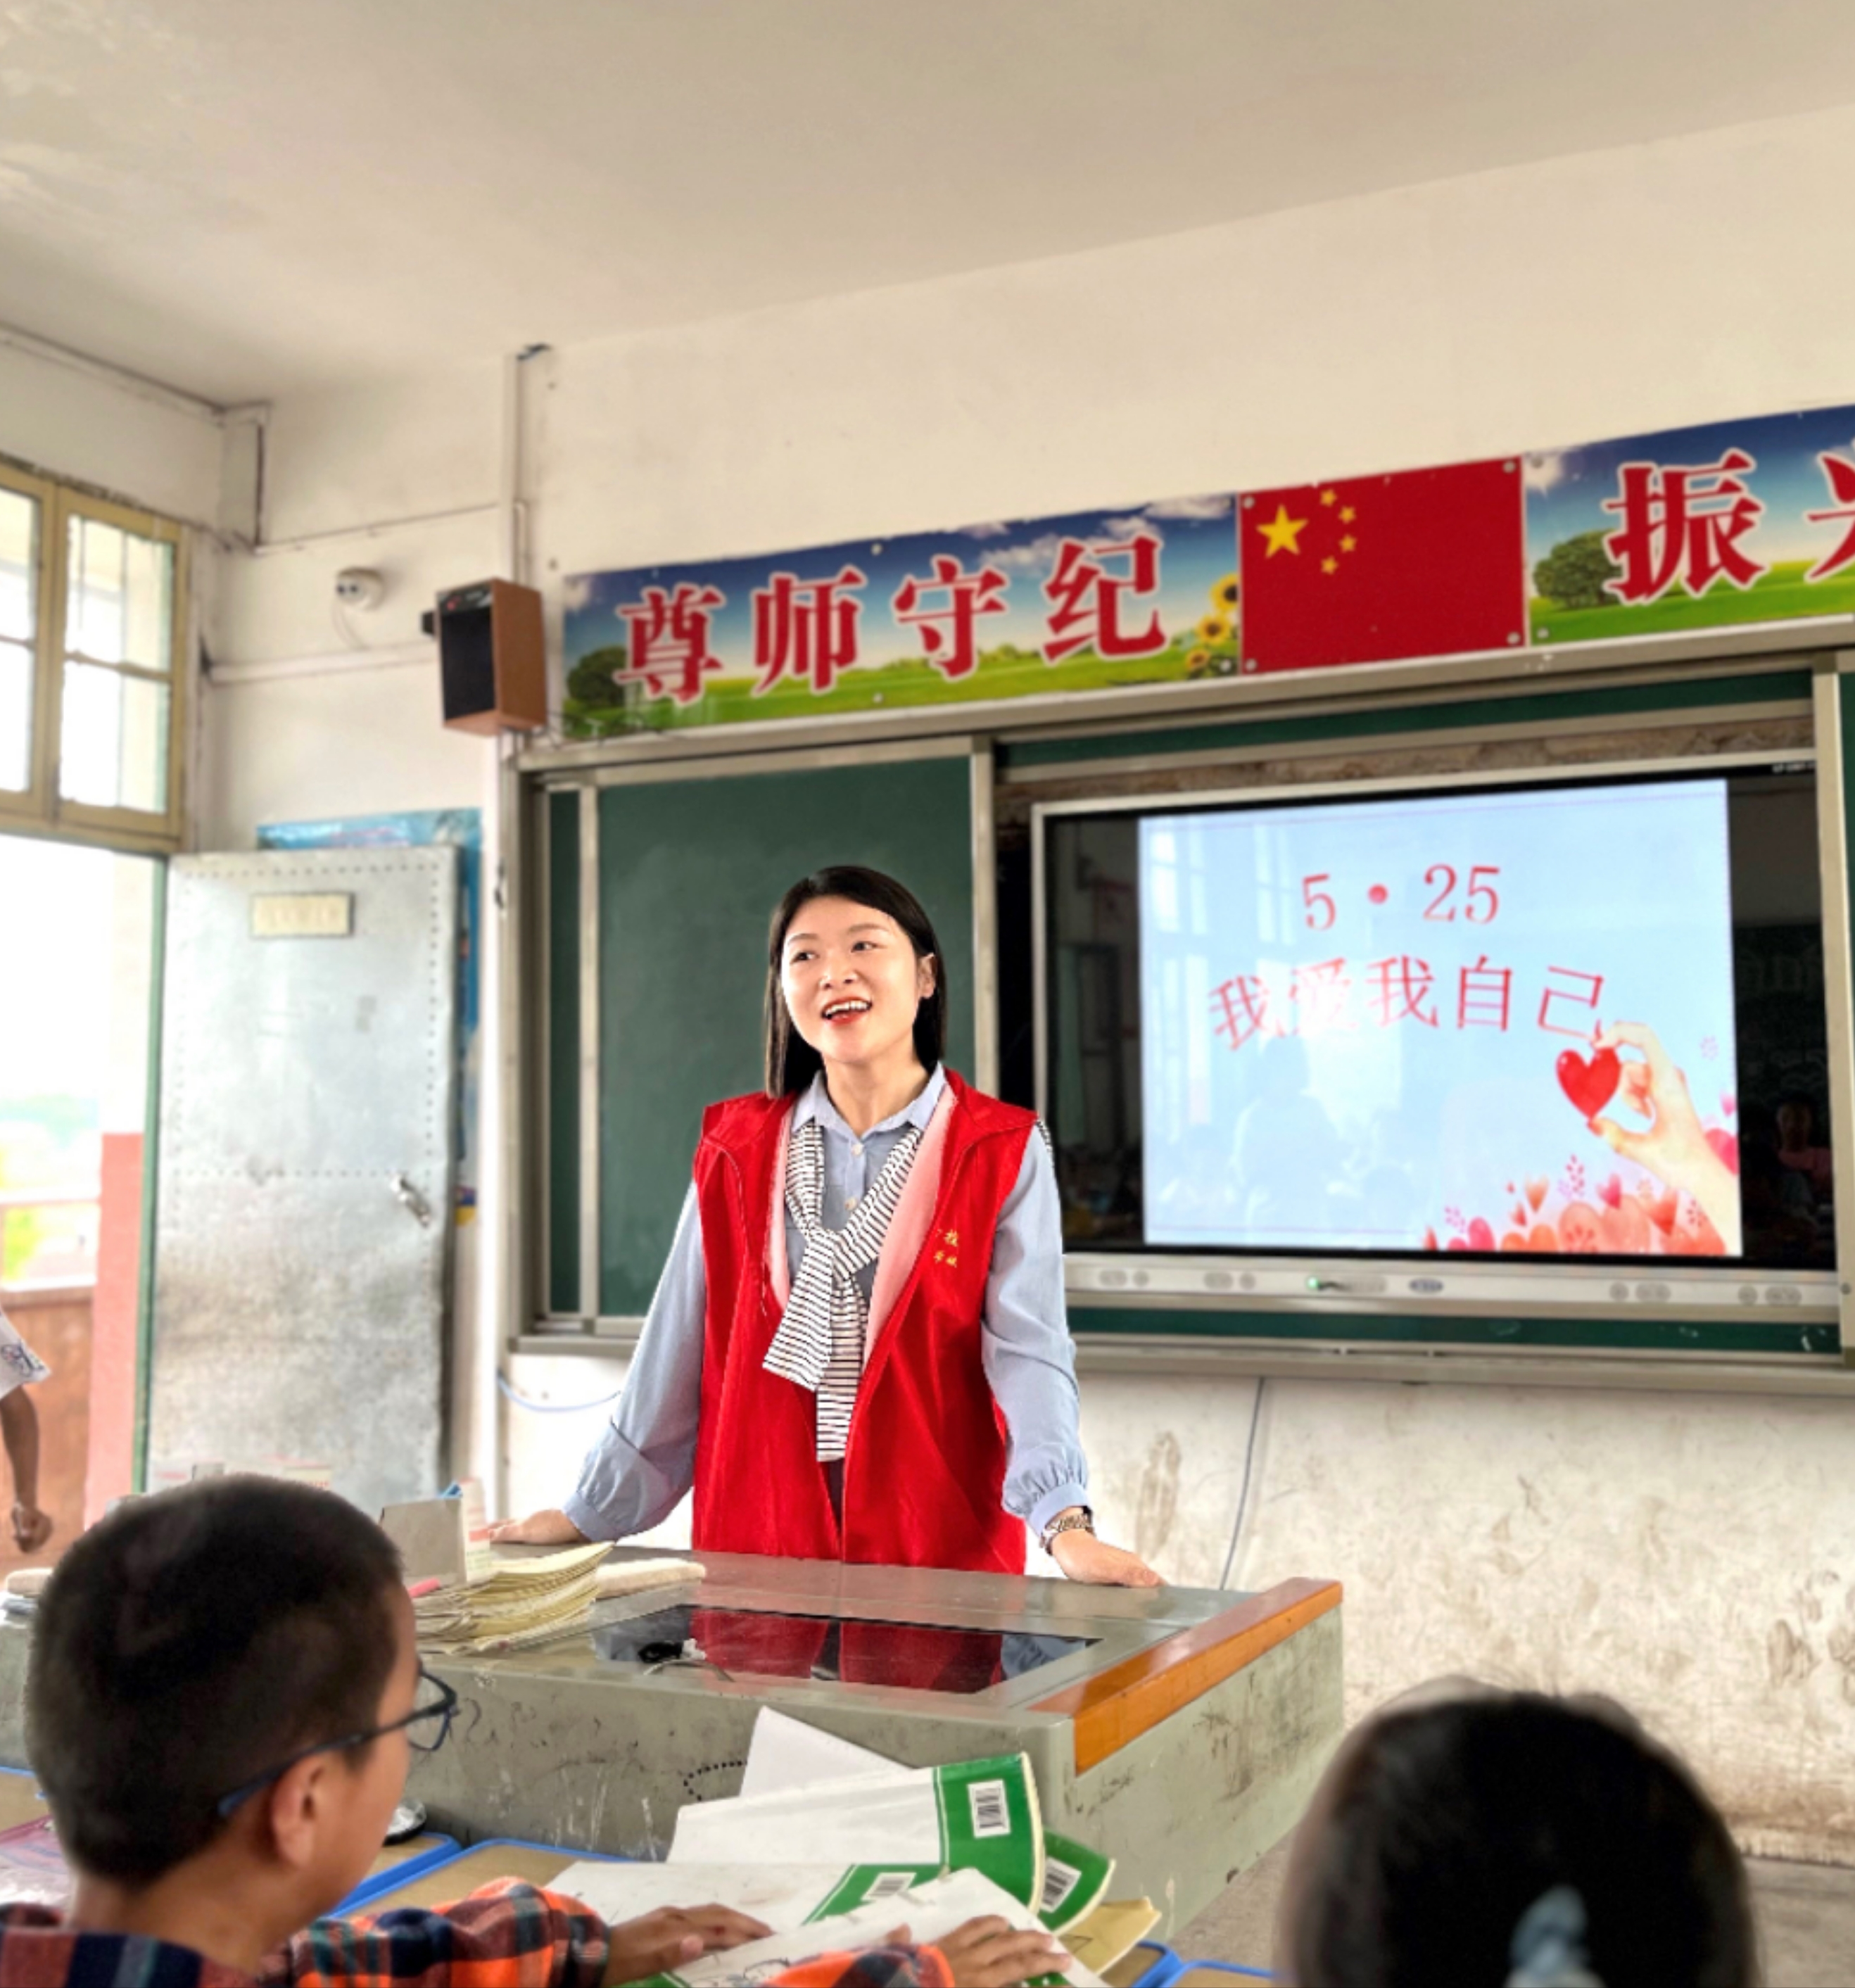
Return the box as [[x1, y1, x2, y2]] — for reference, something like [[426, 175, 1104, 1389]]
[[1039, 1505, 1096, 1557]]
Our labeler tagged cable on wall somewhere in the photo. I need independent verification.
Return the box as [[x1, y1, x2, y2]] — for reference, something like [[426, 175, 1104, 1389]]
[[495, 1370, 621, 1415], [1218, 1376, 1267, 1590]]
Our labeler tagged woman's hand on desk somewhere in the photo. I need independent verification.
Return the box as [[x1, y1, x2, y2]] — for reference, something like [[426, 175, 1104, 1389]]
[[485, 1507, 589, 1546], [603, 1903, 771, 1984], [1050, 1528, 1163, 1588]]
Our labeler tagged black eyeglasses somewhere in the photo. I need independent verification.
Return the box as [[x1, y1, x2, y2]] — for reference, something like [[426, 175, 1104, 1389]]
[[213, 1667, 459, 1819]]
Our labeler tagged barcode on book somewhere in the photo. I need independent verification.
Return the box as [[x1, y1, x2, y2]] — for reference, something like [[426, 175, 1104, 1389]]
[[868, 1871, 916, 1900], [1039, 1857, 1082, 1915], [968, 1778, 1011, 1838]]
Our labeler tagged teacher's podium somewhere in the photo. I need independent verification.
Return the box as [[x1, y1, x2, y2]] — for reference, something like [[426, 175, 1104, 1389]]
[[411, 1549, 1342, 1929]]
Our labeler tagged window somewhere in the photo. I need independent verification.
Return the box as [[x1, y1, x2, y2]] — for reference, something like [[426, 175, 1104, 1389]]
[[0, 462, 188, 849]]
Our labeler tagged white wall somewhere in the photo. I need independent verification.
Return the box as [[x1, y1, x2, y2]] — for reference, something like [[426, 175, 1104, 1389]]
[[0, 339, 222, 526], [197, 367, 502, 851], [213, 100, 1855, 1856]]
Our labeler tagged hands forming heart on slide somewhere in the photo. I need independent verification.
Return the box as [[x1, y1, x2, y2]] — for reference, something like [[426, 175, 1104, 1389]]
[[1555, 1044, 1621, 1121]]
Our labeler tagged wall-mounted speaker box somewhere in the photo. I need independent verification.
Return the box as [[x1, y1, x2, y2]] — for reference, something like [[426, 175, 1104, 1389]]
[[436, 579, 546, 734]]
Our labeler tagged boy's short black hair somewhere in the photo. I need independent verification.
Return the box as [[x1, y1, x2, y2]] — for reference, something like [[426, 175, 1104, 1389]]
[[27, 1478, 403, 1884]]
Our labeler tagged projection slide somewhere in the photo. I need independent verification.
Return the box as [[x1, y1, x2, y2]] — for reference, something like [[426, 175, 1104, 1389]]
[[1139, 779, 1742, 1257]]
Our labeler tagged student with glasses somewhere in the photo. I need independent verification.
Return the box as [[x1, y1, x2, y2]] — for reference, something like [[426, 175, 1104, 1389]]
[[4, 1478, 1063, 1988], [6, 1479, 765, 1987]]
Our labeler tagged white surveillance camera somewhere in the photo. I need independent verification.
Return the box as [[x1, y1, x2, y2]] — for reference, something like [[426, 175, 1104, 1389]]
[[334, 567, 386, 610]]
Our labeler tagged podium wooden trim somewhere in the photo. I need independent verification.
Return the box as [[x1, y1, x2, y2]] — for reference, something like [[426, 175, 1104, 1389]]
[[1030, 1576, 1343, 1772]]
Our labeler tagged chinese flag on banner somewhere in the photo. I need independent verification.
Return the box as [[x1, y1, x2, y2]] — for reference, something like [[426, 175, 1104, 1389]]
[[1239, 459, 1526, 675]]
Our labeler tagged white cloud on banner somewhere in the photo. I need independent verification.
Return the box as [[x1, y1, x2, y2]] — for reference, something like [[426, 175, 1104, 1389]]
[[1103, 514, 1165, 541], [561, 574, 593, 612], [986, 531, 1071, 575], [1524, 452, 1566, 494], [1146, 493, 1233, 520]]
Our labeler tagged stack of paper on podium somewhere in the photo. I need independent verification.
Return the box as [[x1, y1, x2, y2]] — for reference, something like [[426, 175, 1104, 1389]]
[[381, 1496, 699, 1654], [410, 1542, 614, 1653]]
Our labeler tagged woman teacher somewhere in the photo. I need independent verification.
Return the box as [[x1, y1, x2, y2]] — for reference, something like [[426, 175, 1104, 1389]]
[[495, 866, 1158, 1586]]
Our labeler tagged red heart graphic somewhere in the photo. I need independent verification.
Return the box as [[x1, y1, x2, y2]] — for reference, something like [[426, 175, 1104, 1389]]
[[1597, 1174, 1623, 1210], [1556, 1046, 1621, 1120]]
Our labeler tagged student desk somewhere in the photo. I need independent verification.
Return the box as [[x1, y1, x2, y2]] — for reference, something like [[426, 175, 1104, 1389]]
[[405, 1550, 1343, 1933], [0, 1773, 42, 1832]]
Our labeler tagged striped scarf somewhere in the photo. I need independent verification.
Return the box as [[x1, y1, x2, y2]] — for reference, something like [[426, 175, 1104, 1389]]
[[763, 1115, 924, 1461]]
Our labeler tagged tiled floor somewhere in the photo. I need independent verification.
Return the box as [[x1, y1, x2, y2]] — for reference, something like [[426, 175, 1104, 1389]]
[[1175, 1836, 1855, 1985]]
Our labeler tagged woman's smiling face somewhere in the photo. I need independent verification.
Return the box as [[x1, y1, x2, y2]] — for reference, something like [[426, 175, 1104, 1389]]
[[780, 895, 935, 1075]]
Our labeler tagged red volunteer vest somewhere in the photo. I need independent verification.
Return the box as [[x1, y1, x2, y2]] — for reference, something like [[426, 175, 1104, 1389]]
[[690, 1070, 1036, 1574]]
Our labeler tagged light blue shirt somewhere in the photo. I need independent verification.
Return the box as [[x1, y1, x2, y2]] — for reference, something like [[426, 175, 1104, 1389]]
[[563, 1066, 1089, 1543]]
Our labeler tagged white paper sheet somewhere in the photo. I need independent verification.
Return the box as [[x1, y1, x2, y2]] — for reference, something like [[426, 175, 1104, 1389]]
[[739, 1708, 894, 1799], [545, 1860, 860, 1932]]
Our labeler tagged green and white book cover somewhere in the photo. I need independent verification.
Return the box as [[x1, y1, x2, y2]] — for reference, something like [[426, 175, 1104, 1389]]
[[1037, 1830, 1114, 1931], [667, 1752, 1046, 1909]]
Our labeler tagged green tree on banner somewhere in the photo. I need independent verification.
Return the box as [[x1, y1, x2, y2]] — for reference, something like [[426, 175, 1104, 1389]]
[[1533, 531, 1623, 610], [567, 647, 628, 707]]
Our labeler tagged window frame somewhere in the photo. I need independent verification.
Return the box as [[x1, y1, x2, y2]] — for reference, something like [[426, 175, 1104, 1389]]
[[0, 460, 189, 854]]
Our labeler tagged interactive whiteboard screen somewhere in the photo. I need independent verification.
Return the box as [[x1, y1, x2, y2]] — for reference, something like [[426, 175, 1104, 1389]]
[[1138, 779, 1743, 1258]]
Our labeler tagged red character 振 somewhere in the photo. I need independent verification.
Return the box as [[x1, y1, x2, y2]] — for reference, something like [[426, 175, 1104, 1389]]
[[1042, 533, 1167, 664], [1601, 450, 1766, 604], [892, 555, 1009, 680], [614, 583, 726, 706], [753, 566, 866, 695]]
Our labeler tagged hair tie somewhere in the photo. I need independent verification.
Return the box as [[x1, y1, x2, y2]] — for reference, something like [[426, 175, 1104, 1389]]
[[1506, 1886, 1604, 1988]]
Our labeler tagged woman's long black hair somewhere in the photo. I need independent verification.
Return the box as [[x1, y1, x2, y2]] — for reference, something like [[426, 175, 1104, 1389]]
[[764, 866, 947, 1097]]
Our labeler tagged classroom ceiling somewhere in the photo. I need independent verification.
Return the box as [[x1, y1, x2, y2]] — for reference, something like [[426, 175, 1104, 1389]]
[[6, 0, 1855, 405]]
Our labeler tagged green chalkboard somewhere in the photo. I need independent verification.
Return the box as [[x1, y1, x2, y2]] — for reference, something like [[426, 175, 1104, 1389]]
[[587, 754, 976, 1319], [546, 789, 581, 1313]]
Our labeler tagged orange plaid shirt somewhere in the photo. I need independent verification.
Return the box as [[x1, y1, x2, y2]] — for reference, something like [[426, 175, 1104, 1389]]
[[0, 1882, 951, 1988]]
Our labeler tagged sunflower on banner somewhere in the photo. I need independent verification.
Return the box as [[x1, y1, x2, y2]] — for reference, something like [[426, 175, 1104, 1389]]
[[1186, 571, 1243, 678]]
